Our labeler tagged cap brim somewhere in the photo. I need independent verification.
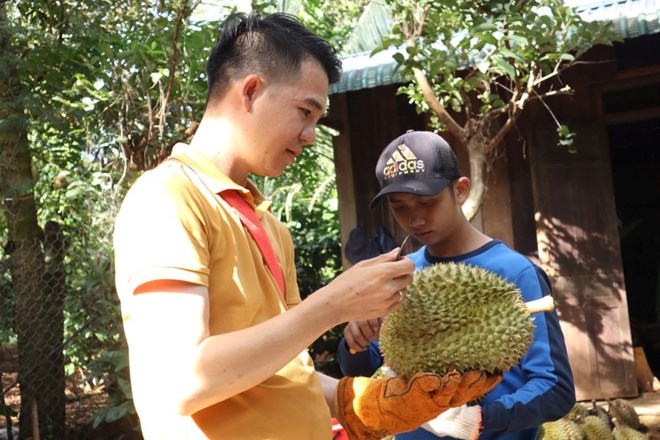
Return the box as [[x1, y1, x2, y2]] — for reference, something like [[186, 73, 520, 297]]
[[369, 178, 451, 208]]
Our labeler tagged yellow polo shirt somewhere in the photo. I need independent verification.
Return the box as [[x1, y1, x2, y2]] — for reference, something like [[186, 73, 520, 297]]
[[114, 144, 331, 439]]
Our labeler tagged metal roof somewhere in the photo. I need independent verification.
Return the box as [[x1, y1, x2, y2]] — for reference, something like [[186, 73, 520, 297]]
[[329, 0, 660, 95]]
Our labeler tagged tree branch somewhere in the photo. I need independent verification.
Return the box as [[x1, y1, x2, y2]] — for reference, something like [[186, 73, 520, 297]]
[[485, 106, 521, 154], [485, 81, 572, 153], [412, 67, 467, 144], [157, 2, 188, 134]]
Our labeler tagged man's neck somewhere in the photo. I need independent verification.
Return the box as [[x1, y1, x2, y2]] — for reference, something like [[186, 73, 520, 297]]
[[426, 222, 492, 259], [189, 117, 249, 186]]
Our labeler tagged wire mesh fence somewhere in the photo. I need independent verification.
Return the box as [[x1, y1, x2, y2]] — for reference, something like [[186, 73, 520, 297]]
[[0, 232, 137, 440]]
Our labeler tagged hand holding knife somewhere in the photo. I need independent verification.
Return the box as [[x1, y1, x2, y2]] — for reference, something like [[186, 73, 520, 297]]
[[348, 234, 410, 355]]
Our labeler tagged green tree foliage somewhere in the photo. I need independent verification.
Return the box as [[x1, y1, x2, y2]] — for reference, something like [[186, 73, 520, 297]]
[[1, 0, 219, 432], [373, 0, 621, 219], [2, 0, 350, 433], [294, 0, 373, 53]]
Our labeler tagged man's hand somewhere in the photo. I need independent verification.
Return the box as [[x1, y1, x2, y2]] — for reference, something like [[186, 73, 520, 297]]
[[421, 404, 483, 440], [343, 318, 384, 353], [323, 248, 414, 324], [336, 370, 502, 440]]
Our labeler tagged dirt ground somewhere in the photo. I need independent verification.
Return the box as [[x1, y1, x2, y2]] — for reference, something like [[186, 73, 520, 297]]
[[0, 346, 124, 440]]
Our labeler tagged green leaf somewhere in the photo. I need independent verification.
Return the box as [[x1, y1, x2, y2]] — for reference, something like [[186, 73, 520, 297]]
[[104, 405, 128, 423], [473, 22, 498, 32], [557, 124, 571, 137], [477, 59, 490, 74], [475, 33, 498, 47], [499, 47, 525, 63], [150, 71, 162, 84], [495, 56, 516, 78], [503, 34, 529, 46]]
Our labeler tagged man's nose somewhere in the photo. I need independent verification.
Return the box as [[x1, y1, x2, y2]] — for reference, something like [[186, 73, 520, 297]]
[[300, 125, 316, 145], [408, 212, 425, 227]]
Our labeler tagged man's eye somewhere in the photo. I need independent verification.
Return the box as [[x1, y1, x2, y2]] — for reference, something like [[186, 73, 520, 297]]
[[300, 108, 311, 117]]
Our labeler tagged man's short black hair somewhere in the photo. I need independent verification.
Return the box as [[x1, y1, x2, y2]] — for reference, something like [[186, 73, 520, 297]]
[[206, 11, 342, 105]]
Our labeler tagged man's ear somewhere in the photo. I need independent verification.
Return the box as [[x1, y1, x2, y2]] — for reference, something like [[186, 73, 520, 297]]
[[241, 74, 262, 111], [454, 177, 471, 204]]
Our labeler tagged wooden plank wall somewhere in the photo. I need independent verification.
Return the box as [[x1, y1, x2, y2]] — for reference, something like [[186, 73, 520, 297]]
[[524, 44, 637, 399]]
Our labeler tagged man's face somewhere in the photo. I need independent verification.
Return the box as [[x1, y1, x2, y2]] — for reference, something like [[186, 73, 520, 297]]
[[246, 59, 329, 177], [387, 186, 461, 246]]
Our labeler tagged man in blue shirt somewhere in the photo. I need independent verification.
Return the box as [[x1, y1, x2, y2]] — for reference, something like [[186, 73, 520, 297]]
[[338, 130, 575, 439]]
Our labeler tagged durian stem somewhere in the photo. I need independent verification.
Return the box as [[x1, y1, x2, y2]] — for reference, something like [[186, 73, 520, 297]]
[[525, 295, 554, 314]]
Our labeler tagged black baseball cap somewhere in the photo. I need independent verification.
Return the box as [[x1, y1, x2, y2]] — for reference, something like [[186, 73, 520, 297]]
[[370, 130, 461, 208]]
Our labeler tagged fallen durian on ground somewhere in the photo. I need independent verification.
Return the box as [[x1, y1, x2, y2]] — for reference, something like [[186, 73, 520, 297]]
[[380, 262, 552, 378], [608, 398, 644, 432], [539, 401, 648, 440], [538, 418, 585, 440]]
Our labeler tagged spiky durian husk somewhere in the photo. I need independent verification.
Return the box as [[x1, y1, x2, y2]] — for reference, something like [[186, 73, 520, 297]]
[[580, 415, 615, 440], [612, 424, 647, 440], [609, 399, 643, 431], [589, 400, 613, 430], [539, 419, 585, 440], [567, 402, 590, 422], [379, 262, 535, 377], [538, 421, 563, 440]]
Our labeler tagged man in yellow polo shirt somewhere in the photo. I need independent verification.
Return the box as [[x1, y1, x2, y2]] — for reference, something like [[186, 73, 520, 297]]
[[114, 11, 500, 440]]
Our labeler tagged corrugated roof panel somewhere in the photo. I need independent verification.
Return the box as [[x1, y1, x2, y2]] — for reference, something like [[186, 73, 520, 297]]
[[329, 0, 660, 95], [330, 49, 403, 94], [576, 0, 660, 37]]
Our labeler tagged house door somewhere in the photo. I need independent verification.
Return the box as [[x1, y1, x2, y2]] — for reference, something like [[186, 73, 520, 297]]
[[607, 118, 660, 385]]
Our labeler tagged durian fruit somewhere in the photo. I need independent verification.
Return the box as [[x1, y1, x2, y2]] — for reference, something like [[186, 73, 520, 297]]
[[539, 418, 585, 440], [608, 398, 644, 431], [589, 400, 613, 430], [612, 418, 648, 440], [579, 415, 614, 440], [380, 262, 539, 378], [567, 402, 590, 423]]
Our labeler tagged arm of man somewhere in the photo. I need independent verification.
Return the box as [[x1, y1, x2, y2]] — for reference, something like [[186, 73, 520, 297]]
[[126, 250, 414, 418], [317, 372, 340, 417]]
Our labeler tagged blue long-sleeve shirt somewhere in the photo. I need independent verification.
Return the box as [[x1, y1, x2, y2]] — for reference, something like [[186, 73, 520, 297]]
[[337, 240, 575, 439]]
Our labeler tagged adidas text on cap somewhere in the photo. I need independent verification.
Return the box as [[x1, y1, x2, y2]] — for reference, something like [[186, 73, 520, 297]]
[[370, 130, 461, 208]]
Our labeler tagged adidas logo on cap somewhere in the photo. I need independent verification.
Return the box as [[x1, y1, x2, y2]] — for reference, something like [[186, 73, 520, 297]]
[[382, 144, 425, 180]]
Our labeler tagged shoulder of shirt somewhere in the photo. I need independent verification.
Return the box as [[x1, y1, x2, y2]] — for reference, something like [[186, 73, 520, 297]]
[[406, 246, 428, 268], [261, 210, 292, 237], [121, 161, 197, 200]]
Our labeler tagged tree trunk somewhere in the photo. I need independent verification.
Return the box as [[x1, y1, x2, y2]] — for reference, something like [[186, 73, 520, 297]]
[[412, 67, 489, 221], [0, 5, 65, 439], [462, 136, 487, 221], [40, 221, 67, 439]]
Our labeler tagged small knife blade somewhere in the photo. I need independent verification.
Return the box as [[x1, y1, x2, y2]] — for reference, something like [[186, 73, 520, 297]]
[[396, 234, 410, 259]]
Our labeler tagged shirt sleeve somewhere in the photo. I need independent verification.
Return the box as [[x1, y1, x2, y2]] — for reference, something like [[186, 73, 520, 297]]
[[481, 265, 576, 433], [114, 170, 211, 299], [337, 339, 384, 377]]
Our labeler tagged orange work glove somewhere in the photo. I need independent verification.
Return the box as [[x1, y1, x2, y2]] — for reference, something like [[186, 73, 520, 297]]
[[336, 370, 502, 440]]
